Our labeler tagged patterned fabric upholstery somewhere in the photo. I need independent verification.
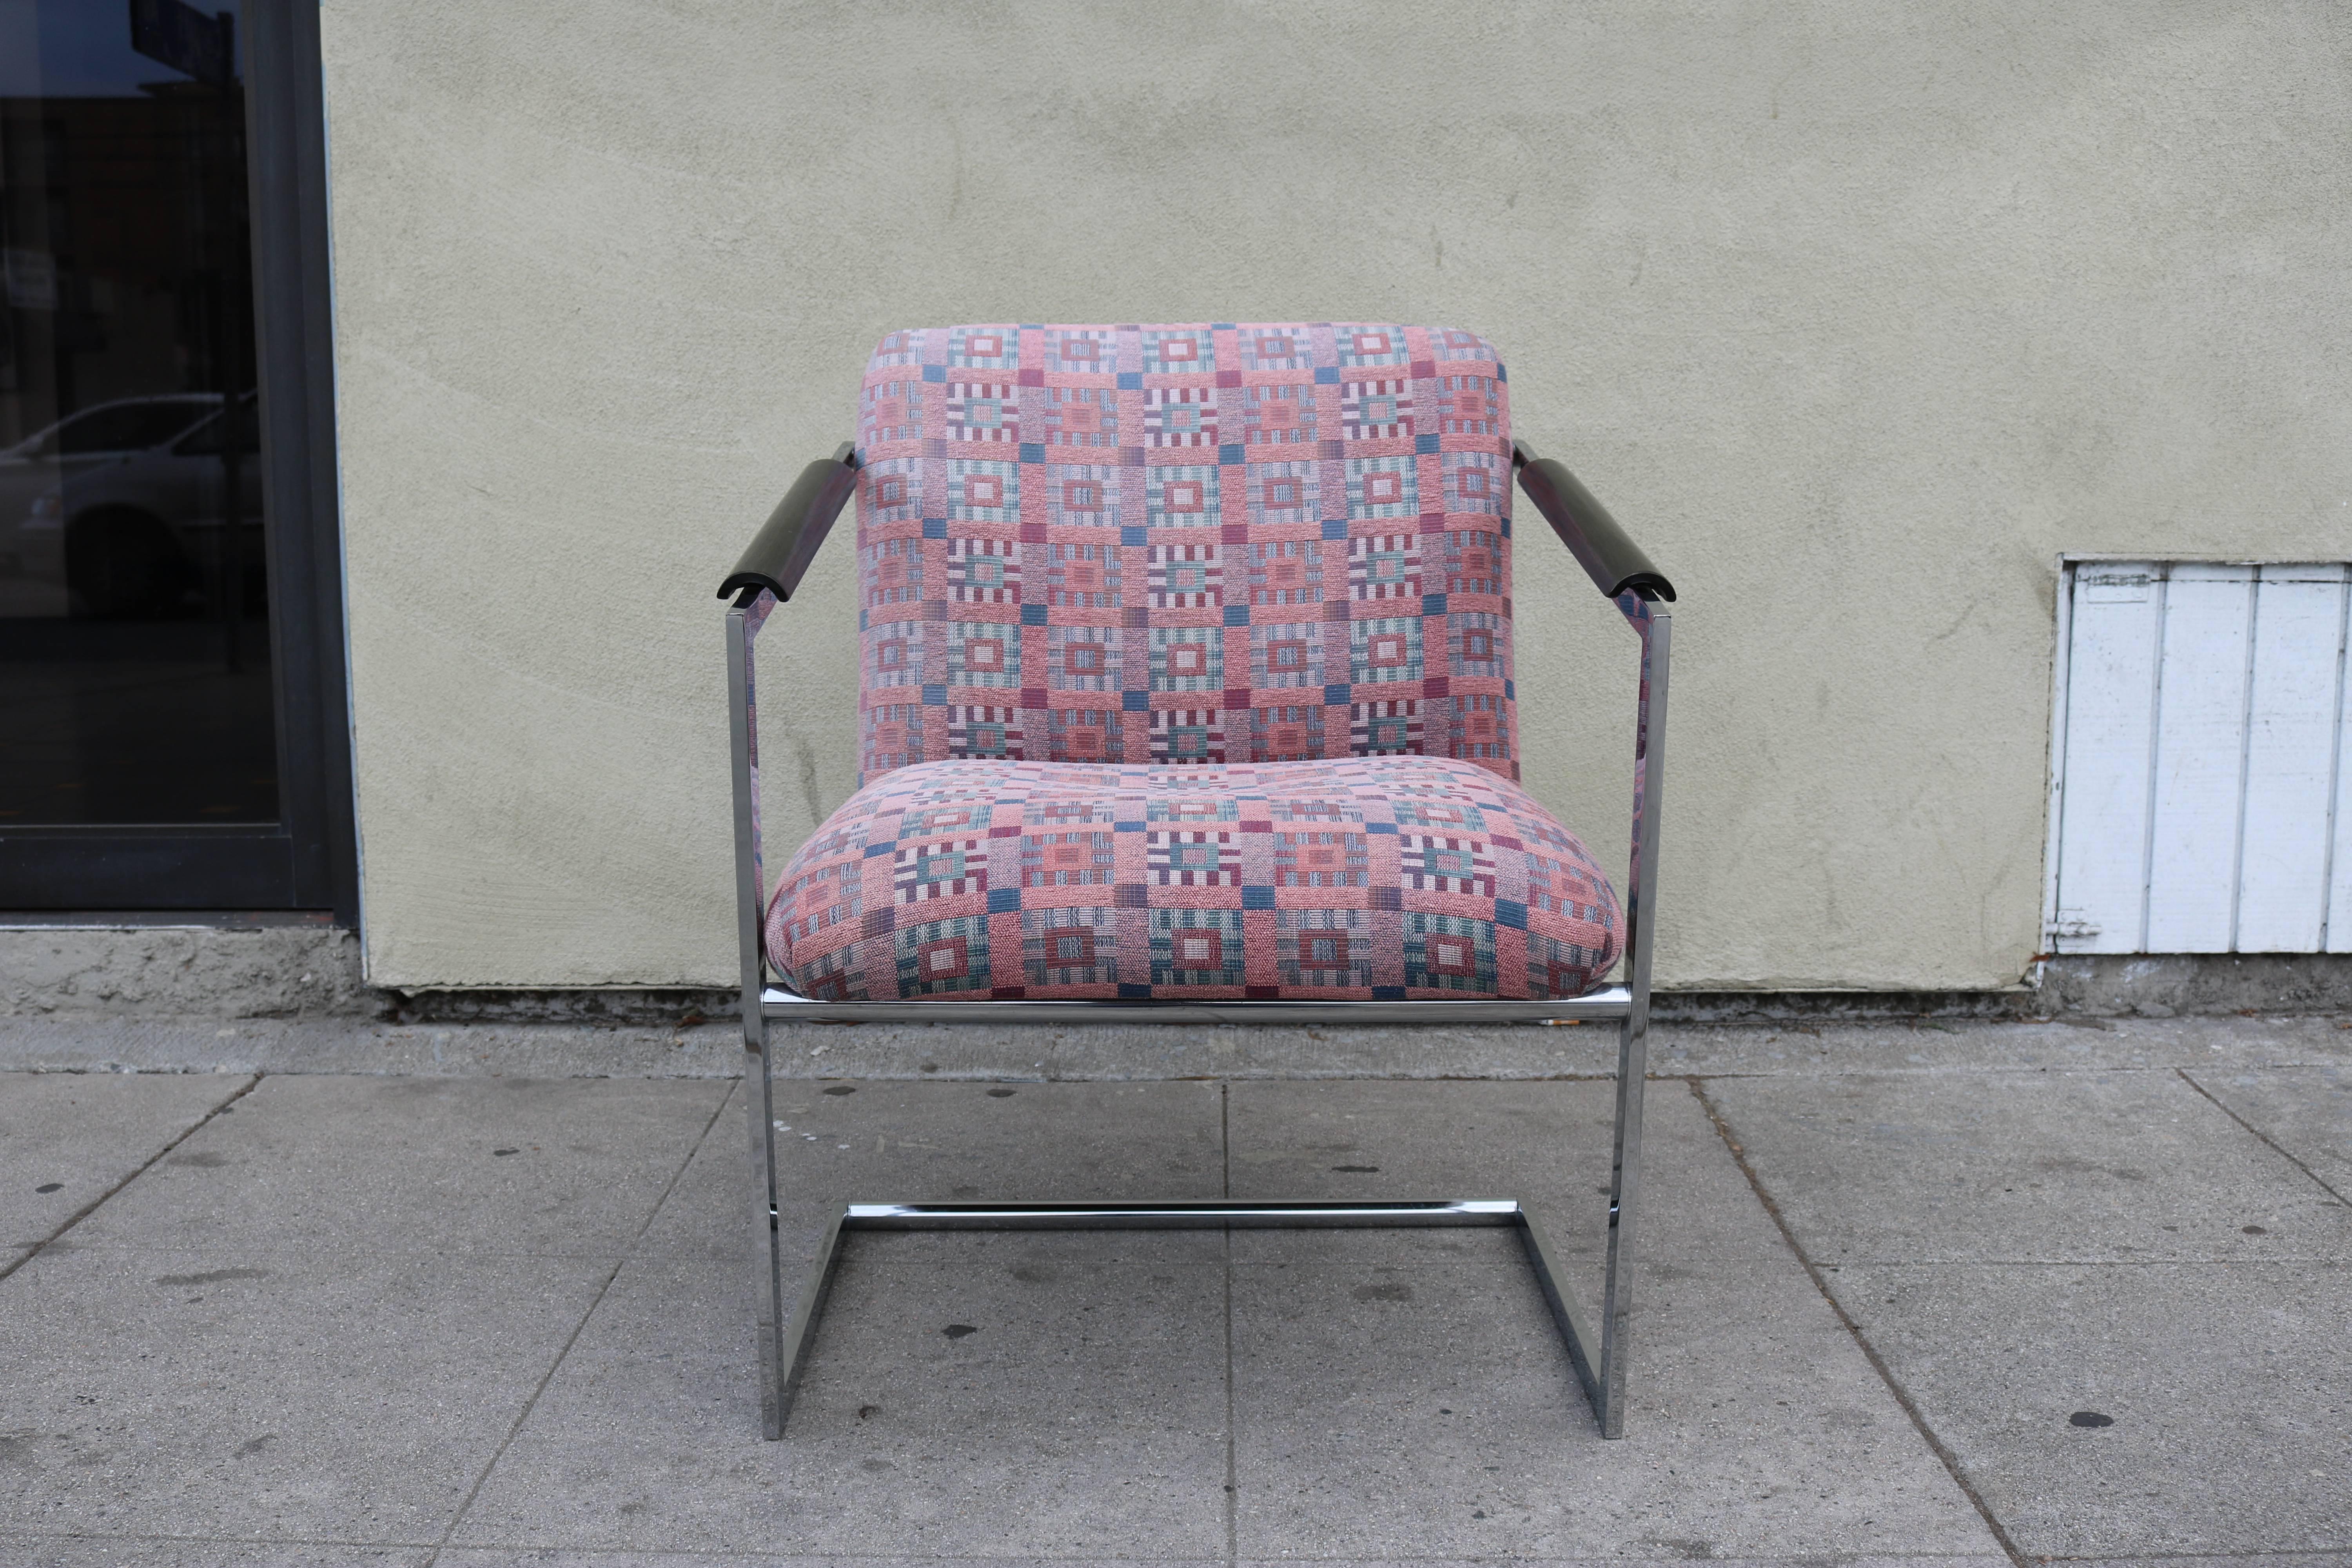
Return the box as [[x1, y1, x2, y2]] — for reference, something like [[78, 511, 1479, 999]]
[[768, 321, 1622, 1002], [768, 756, 1622, 1002], [853, 323, 1517, 782]]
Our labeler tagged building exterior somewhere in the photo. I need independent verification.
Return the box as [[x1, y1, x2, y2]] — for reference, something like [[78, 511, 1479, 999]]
[[7, 1, 2351, 1003]]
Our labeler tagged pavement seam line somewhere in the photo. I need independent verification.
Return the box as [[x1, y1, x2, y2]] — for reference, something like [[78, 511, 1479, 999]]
[[423, 1081, 737, 1567], [1684, 1076, 2032, 1568], [0, 1072, 260, 1287], [2174, 1066, 2352, 1206], [0, 1529, 444, 1551], [2037, 1553, 2352, 1563]]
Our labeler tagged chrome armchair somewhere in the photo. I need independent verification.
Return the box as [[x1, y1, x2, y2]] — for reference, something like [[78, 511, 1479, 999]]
[[719, 323, 1673, 1439]]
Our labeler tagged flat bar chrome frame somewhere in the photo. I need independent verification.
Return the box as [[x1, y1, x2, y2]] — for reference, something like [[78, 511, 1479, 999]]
[[760, 983, 1630, 1025], [725, 568, 1670, 1444], [768, 1200, 1602, 1434]]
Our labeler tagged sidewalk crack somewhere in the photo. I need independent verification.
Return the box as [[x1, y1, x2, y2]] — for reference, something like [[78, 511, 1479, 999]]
[[423, 1080, 734, 1566], [2176, 1067, 2351, 1206], [0, 1073, 260, 1288], [1686, 1076, 2031, 1568]]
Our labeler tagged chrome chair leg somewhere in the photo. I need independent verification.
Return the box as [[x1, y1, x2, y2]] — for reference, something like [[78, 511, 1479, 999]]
[[762, 1197, 1624, 1437], [1596, 1009, 1649, 1437], [744, 1025, 789, 1440]]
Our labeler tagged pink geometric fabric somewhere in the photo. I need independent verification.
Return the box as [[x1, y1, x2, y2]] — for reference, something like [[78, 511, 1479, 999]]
[[770, 321, 1622, 1002], [852, 324, 1517, 782], [768, 755, 1622, 1002]]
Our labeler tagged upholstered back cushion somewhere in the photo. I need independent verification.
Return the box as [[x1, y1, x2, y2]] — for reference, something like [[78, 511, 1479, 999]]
[[854, 323, 1515, 784]]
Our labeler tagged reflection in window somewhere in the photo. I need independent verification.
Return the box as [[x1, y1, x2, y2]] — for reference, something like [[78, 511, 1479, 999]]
[[0, 0, 278, 825]]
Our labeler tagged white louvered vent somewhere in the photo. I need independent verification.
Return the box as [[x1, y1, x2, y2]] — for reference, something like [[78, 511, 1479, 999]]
[[2048, 562, 2352, 955]]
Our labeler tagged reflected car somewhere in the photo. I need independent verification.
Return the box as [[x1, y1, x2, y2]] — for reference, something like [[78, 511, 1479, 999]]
[[9, 394, 261, 618], [0, 394, 222, 526]]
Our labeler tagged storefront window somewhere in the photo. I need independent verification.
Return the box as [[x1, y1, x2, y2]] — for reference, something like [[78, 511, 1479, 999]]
[[0, 0, 277, 826]]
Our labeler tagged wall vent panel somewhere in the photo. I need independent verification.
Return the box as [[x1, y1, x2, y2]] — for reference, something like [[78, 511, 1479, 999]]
[[2050, 562, 2352, 955]]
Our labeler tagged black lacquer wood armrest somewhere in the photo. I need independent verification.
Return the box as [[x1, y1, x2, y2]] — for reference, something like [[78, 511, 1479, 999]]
[[1512, 441, 1675, 603], [716, 442, 860, 603]]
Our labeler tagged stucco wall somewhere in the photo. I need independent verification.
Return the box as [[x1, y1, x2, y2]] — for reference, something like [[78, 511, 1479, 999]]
[[320, 0, 2352, 990]]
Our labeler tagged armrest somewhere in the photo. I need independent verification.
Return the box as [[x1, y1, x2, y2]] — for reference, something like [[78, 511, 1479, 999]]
[[715, 442, 860, 602], [1511, 441, 1675, 603]]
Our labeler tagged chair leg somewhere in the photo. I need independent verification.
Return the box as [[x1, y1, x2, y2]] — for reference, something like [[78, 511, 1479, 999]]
[[744, 1022, 790, 1440], [1595, 1007, 1650, 1438], [753, 1199, 1622, 1439], [1514, 1201, 1604, 1418], [773, 1208, 849, 1432]]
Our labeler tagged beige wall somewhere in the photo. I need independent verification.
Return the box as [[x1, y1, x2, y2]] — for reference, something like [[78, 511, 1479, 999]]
[[320, 0, 2352, 990]]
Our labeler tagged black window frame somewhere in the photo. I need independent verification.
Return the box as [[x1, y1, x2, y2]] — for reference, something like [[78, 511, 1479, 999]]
[[0, 1, 356, 924]]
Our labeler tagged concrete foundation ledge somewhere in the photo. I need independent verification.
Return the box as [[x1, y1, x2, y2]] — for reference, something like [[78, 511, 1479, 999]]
[[2038, 953, 2352, 1017], [5, 922, 2350, 1024], [0, 916, 368, 1019], [0, 1008, 2345, 1080], [1663, 955, 2352, 1020], [376, 985, 740, 1026]]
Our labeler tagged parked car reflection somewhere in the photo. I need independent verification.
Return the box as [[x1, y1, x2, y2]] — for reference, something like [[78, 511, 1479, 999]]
[[0, 396, 220, 521], [4, 392, 261, 618]]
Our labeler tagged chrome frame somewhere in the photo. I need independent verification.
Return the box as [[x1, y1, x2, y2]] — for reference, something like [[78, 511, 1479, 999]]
[[726, 574, 1670, 1442]]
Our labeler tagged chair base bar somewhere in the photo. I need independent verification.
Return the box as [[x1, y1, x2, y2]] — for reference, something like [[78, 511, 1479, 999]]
[[761, 985, 1632, 1025], [768, 1197, 1611, 1437]]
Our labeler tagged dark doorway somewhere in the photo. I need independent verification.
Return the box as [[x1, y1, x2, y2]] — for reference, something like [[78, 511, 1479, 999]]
[[0, 0, 352, 915]]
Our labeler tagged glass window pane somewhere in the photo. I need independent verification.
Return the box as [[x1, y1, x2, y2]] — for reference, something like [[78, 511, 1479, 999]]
[[54, 394, 219, 452], [0, 0, 277, 826]]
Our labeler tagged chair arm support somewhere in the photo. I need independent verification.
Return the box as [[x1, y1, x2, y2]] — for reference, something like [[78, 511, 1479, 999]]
[[1512, 441, 1675, 603], [716, 442, 860, 603]]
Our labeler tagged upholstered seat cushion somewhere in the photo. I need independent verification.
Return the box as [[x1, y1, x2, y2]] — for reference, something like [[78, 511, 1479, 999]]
[[768, 755, 1621, 1002]]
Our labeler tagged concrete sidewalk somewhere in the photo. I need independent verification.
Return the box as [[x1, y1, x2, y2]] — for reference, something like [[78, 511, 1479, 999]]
[[0, 1014, 2346, 1566]]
